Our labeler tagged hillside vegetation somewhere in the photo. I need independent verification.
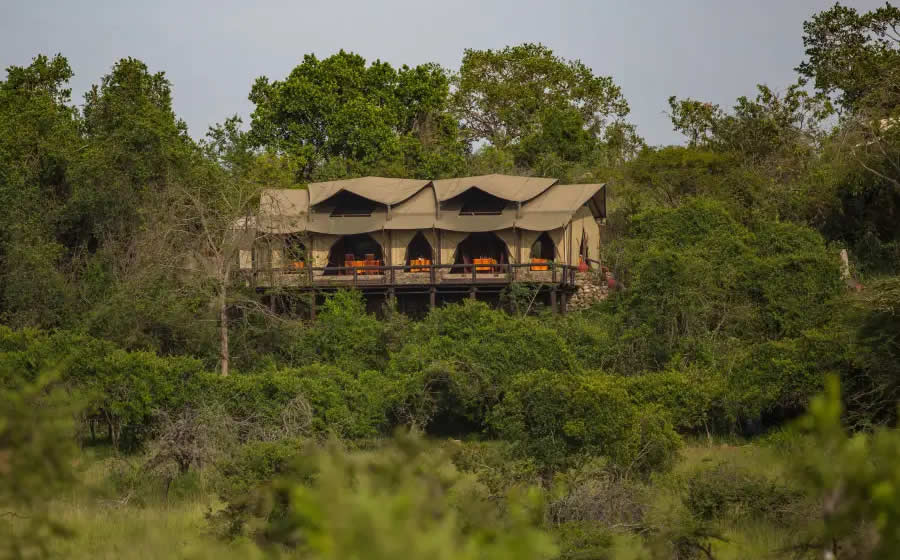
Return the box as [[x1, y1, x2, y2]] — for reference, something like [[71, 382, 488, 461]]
[[3, 3, 900, 559]]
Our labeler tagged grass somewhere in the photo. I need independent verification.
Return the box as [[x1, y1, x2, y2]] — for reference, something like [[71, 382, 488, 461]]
[[22, 436, 818, 559]]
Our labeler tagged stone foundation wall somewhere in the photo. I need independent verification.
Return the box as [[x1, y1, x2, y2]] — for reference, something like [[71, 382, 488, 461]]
[[567, 271, 609, 311]]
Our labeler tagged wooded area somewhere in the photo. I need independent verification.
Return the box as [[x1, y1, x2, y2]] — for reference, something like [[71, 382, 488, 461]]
[[2, 3, 900, 559]]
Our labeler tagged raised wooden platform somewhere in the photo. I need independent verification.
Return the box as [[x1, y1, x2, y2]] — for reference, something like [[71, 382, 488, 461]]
[[242, 263, 584, 316]]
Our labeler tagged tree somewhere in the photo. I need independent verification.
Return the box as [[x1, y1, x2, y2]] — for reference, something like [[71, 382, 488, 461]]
[[451, 43, 639, 172], [172, 160, 260, 377], [67, 57, 194, 252], [248, 51, 466, 180], [797, 2, 900, 113], [0, 54, 80, 328], [668, 83, 828, 163]]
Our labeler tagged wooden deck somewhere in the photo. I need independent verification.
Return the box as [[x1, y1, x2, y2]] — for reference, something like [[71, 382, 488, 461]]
[[241, 263, 584, 316]]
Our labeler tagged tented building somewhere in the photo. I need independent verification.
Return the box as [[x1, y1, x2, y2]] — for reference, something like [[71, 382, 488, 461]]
[[244, 174, 606, 314]]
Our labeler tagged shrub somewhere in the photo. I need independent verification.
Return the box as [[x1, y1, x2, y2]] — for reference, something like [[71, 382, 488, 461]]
[[215, 365, 392, 440], [217, 433, 557, 560], [685, 462, 802, 523], [283, 290, 388, 372], [0, 371, 79, 558], [442, 440, 540, 498], [624, 368, 730, 433], [490, 370, 681, 473], [548, 459, 647, 527], [215, 439, 306, 501], [388, 300, 580, 430]]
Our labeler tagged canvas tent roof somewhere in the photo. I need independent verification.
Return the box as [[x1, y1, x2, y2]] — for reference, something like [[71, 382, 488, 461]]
[[431, 174, 557, 202], [307, 177, 432, 206], [516, 183, 606, 231], [257, 178, 605, 234]]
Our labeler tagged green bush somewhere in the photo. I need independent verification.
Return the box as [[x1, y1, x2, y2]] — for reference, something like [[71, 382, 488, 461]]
[[215, 365, 392, 439], [490, 369, 681, 473], [388, 300, 580, 429], [215, 439, 306, 501], [750, 220, 842, 337], [283, 290, 389, 372], [624, 368, 730, 433], [685, 462, 802, 522], [218, 433, 556, 559], [0, 327, 206, 449]]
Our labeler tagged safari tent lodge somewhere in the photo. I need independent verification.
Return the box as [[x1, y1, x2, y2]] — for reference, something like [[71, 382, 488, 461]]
[[241, 174, 607, 314]]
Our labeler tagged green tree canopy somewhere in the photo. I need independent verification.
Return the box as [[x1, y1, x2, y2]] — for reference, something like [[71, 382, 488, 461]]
[[0, 54, 80, 327], [797, 2, 900, 112], [248, 51, 466, 180], [452, 43, 640, 175]]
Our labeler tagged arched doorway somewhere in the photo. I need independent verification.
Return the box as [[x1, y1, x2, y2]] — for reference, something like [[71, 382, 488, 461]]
[[405, 231, 433, 271], [453, 232, 509, 273], [529, 232, 555, 271], [530, 232, 555, 261], [326, 234, 384, 275]]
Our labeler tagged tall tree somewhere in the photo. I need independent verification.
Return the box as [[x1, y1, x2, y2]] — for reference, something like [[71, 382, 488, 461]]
[[0, 54, 79, 327], [451, 43, 639, 173], [248, 51, 466, 180], [67, 57, 194, 252], [797, 2, 900, 113]]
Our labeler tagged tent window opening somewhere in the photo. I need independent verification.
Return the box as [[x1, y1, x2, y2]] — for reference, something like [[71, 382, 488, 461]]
[[405, 231, 434, 268], [326, 234, 384, 275], [458, 188, 506, 215], [530, 232, 555, 261], [329, 191, 377, 217], [453, 232, 509, 273]]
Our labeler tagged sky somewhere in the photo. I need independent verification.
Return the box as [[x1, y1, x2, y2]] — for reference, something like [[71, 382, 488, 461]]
[[1, 0, 887, 146]]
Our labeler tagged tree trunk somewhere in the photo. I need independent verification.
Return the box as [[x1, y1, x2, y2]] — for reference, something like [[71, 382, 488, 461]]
[[219, 279, 229, 377]]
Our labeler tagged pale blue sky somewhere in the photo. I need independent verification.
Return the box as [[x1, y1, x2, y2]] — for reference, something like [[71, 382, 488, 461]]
[[1, 0, 885, 146]]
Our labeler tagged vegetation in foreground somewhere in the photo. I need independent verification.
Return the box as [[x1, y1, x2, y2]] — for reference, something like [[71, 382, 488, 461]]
[[2, 2, 900, 558]]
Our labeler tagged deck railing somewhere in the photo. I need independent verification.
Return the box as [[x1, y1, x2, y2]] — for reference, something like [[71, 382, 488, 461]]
[[245, 261, 582, 288]]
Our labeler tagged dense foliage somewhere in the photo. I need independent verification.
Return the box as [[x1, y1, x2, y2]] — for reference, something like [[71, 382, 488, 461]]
[[2, 2, 900, 558]]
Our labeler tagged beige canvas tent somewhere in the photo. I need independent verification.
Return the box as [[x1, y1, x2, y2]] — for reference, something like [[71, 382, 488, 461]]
[[253, 174, 606, 274]]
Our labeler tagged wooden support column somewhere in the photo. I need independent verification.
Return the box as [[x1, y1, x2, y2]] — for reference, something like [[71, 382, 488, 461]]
[[560, 290, 567, 315], [550, 287, 558, 313], [309, 291, 316, 320], [429, 286, 436, 310], [435, 229, 442, 266], [515, 228, 521, 281], [385, 229, 392, 267], [469, 286, 477, 300]]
